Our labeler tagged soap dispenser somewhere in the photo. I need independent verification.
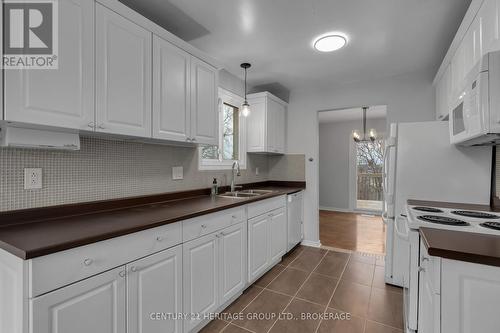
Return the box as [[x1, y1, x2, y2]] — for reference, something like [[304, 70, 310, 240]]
[[211, 178, 218, 196]]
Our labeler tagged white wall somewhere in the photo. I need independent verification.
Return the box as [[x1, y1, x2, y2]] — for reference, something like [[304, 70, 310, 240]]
[[287, 70, 435, 246], [319, 118, 387, 211]]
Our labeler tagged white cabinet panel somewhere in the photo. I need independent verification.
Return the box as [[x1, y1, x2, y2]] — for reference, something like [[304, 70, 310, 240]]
[[153, 36, 191, 142], [190, 57, 218, 145], [441, 259, 500, 333], [247, 92, 287, 154], [248, 214, 270, 282], [219, 223, 247, 305], [127, 245, 182, 333], [183, 233, 219, 332], [480, 0, 500, 55], [96, 4, 152, 137], [269, 208, 287, 264], [4, 0, 94, 130], [31, 266, 126, 333]]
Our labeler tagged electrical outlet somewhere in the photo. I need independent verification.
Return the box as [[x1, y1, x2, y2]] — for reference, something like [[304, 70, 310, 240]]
[[24, 168, 42, 190], [172, 166, 183, 180]]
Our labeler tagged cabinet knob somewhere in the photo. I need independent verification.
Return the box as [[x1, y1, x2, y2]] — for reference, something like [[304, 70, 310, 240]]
[[232, 215, 237, 219], [98, 124, 106, 130], [119, 271, 126, 278], [156, 235, 165, 242], [83, 258, 93, 266], [418, 266, 425, 273], [201, 224, 207, 229], [130, 266, 138, 272], [87, 122, 95, 129], [421, 257, 429, 262]]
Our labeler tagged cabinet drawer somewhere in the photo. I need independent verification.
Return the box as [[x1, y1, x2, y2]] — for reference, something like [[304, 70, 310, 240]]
[[247, 196, 286, 219], [182, 207, 245, 242], [30, 221, 182, 297]]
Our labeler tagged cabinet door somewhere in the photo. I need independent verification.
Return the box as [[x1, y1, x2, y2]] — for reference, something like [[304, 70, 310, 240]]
[[4, 0, 94, 130], [183, 233, 219, 332], [31, 266, 126, 333], [269, 208, 287, 263], [247, 100, 266, 152], [127, 245, 182, 333], [418, 267, 439, 333], [96, 4, 152, 137], [480, 0, 500, 55], [248, 215, 270, 282], [219, 223, 247, 305], [153, 36, 191, 142], [441, 259, 500, 333], [266, 101, 277, 152], [275, 103, 286, 153], [190, 57, 218, 144]]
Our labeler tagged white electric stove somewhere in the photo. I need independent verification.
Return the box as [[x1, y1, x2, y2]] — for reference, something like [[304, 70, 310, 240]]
[[399, 204, 500, 333]]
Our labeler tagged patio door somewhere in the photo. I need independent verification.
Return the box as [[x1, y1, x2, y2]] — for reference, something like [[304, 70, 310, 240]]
[[355, 140, 384, 212]]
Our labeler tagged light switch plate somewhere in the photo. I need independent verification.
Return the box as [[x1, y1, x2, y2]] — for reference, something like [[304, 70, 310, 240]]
[[172, 166, 183, 180], [24, 168, 42, 189]]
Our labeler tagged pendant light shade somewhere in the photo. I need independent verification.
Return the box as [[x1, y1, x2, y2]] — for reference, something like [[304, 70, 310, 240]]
[[241, 63, 251, 117], [353, 107, 377, 142]]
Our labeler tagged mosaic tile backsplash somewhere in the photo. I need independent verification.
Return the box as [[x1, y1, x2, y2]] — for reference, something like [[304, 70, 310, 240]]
[[0, 137, 305, 211]]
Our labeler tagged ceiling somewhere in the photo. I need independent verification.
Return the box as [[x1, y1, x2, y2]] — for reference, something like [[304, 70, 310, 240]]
[[319, 105, 387, 124], [121, 0, 471, 91]]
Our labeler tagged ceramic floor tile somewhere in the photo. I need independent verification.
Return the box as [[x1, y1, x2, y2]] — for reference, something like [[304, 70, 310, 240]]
[[372, 266, 403, 294], [222, 324, 253, 333], [266, 267, 309, 296], [329, 280, 371, 317], [350, 252, 378, 265], [367, 288, 404, 329], [364, 320, 404, 333], [199, 319, 229, 333], [296, 273, 338, 305], [314, 252, 349, 278], [280, 246, 304, 266], [254, 264, 286, 288], [317, 308, 365, 333], [269, 298, 325, 333], [222, 285, 264, 317], [289, 250, 326, 272], [233, 289, 291, 333], [341, 260, 375, 286]]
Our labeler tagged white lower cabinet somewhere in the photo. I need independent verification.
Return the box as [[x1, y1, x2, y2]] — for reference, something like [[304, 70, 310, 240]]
[[247, 198, 287, 284], [183, 222, 247, 332], [31, 266, 126, 333], [183, 233, 219, 332], [127, 245, 183, 333]]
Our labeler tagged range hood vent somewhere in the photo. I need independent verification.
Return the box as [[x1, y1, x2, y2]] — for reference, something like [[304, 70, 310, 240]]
[[0, 126, 80, 150]]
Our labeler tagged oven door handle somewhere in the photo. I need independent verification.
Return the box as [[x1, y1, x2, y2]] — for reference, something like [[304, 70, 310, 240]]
[[395, 215, 410, 241]]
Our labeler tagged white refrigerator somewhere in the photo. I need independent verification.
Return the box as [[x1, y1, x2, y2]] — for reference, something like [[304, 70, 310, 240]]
[[383, 121, 492, 287]]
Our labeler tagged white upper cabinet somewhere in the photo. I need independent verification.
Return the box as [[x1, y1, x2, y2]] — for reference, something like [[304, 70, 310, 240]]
[[4, 0, 95, 130], [480, 0, 500, 55], [190, 57, 219, 145], [153, 37, 219, 144], [153, 36, 191, 142], [127, 245, 182, 333], [436, 64, 451, 120], [247, 92, 287, 154], [96, 4, 152, 138], [31, 266, 126, 333]]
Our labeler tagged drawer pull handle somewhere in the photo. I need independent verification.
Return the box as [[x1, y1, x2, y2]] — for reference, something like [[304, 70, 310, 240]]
[[119, 271, 126, 278], [232, 215, 237, 219], [83, 258, 93, 266], [421, 257, 429, 262], [130, 266, 138, 272], [201, 224, 207, 229], [418, 266, 425, 273], [156, 236, 164, 242]]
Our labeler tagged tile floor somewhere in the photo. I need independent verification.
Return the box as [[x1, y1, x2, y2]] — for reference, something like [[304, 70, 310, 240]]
[[200, 246, 403, 333]]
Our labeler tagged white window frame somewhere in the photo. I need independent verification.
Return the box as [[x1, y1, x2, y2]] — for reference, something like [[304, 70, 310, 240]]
[[199, 88, 247, 170]]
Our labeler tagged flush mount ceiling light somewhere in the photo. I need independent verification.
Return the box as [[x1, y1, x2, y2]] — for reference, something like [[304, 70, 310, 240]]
[[313, 32, 348, 52]]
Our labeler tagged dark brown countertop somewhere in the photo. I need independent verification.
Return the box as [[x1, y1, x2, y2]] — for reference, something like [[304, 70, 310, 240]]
[[407, 199, 493, 211], [420, 227, 500, 267], [0, 181, 305, 259]]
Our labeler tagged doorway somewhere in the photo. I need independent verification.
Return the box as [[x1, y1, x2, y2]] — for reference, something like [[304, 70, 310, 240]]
[[318, 105, 387, 254]]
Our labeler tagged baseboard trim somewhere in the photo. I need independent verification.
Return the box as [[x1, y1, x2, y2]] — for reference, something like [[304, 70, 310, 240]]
[[319, 206, 352, 213], [301, 240, 322, 248]]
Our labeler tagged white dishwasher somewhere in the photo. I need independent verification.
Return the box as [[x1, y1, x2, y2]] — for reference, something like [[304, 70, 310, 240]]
[[287, 191, 304, 251]]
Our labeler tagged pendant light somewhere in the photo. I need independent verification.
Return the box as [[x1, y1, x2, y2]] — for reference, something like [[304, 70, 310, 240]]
[[353, 107, 377, 142], [240, 63, 251, 117]]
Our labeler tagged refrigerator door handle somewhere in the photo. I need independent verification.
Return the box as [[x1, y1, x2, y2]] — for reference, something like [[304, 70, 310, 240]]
[[395, 215, 410, 241]]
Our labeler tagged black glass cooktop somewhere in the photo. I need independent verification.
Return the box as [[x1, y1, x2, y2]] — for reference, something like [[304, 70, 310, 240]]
[[417, 215, 470, 226]]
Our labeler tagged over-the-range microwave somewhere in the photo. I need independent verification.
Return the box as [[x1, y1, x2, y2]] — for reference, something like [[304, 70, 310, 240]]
[[450, 50, 500, 146]]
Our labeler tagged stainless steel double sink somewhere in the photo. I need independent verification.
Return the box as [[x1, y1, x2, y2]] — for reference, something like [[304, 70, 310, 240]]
[[217, 189, 275, 199]]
